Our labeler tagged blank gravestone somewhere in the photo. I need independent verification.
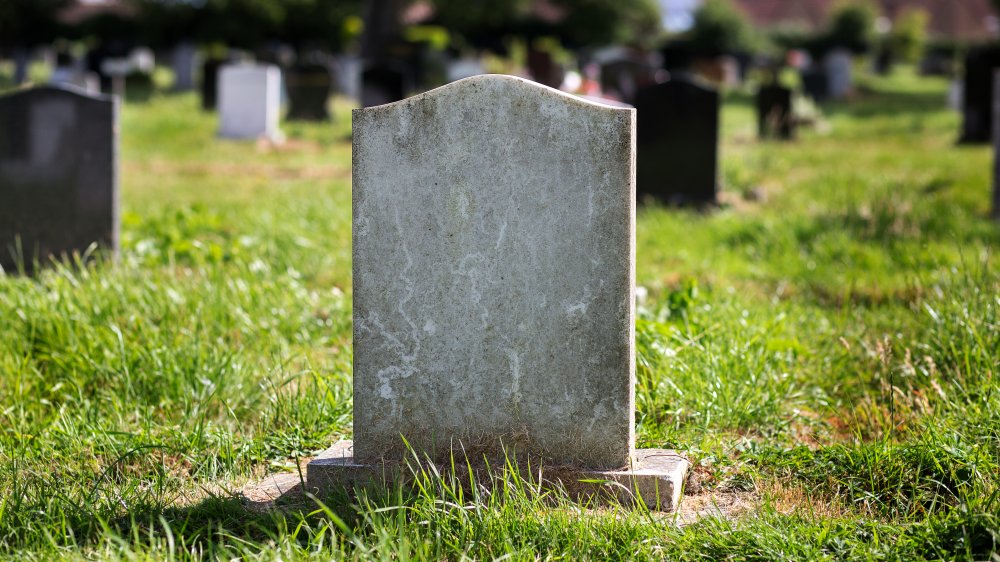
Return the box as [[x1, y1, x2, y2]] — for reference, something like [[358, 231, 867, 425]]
[[218, 64, 283, 141], [0, 86, 118, 273], [286, 63, 333, 122], [634, 75, 720, 206], [307, 74, 688, 510], [824, 49, 853, 100], [757, 84, 795, 140], [172, 43, 198, 92]]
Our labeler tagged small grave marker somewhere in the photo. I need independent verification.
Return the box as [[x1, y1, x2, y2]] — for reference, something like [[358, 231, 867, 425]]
[[286, 63, 333, 122], [0, 86, 118, 273], [308, 74, 688, 510]]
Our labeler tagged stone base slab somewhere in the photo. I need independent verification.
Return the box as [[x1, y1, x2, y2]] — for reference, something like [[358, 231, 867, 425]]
[[306, 440, 689, 512]]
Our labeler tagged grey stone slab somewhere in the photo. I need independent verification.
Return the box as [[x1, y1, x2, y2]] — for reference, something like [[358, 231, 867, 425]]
[[0, 85, 118, 273], [307, 441, 688, 511], [351, 74, 636, 470]]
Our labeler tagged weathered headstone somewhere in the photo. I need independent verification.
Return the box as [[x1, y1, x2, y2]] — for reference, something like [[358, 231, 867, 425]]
[[200, 57, 224, 111], [286, 63, 333, 122], [634, 74, 720, 206], [825, 49, 853, 100], [0, 86, 118, 273], [217, 64, 283, 141], [756, 84, 795, 140], [960, 46, 1000, 144], [172, 42, 198, 91], [308, 74, 688, 510]]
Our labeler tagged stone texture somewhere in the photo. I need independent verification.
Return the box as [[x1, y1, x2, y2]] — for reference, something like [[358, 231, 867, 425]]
[[308, 441, 689, 511], [0, 85, 118, 274], [218, 64, 283, 141], [351, 74, 636, 470]]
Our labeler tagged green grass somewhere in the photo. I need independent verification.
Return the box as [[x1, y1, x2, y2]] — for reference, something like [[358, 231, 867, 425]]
[[0, 67, 998, 560]]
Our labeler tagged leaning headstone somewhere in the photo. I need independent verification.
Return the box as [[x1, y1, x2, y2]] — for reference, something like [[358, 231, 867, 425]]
[[756, 84, 795, 140], [286, 63, 333, 121], [0, 86, 118, 273], [308, 74, 688, 510], [172, 42, 198, 91], [825, 49, 853, 100], [634, 74, 720, 206], [217, 64, 283, 141], [959, 46, 1000, 144]]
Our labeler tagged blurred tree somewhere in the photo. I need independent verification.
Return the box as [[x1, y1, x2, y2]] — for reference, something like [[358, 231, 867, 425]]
[[282, 0, 364, 52], [687, 0, 757, 56], [0, 0, 71, 48], [888, 8, 928, 64], [824, 0, 877, 54]]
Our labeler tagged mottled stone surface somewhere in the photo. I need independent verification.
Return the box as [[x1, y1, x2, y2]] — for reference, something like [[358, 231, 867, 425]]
[[218, 64, 282, 141], [308, 441, 689, 511], [0, 85, 118, 273], [352, 74, 636, 470]]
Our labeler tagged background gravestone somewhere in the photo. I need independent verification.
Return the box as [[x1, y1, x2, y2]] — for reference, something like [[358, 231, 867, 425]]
[[634, 75, 720, 206], [218, 64, 283, 141], [0, 86, 118, 273], [757, 84, 795, 140], [351, 75, 635, 468], [286, 62, 334, 121], [960, 46, 1000, 144], [172, 43, 198, 92], [200, 57, 224, 111], [825, 49, 853, 100], [801, 67, 829, 103]]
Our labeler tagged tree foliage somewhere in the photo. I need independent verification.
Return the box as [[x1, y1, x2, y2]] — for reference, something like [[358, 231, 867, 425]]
[[0, 0, 72, 48], [889, 8, 928, 63], [825, 0, 877, 54], [687, 0, 758, 55]]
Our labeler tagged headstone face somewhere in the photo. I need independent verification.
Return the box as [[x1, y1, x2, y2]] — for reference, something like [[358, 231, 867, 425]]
[[286, 63, 333, 121], [361, 62, 408, 108], [200, 57, 224, 110], [824, 49, 853, 100], [352, 74, 636, 469], [0, 86, 118, 273], [756, 84, 795, 140], [172, 43, 198, 91], [960, 46, 1000, 144], [218, 64, 283, 141], [634, 75, 720, 206]]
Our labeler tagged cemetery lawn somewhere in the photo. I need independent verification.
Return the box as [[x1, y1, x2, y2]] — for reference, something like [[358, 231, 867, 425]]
[[0, 69, 998, 560]]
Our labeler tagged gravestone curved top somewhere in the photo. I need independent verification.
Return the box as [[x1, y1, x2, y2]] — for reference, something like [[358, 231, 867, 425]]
[[352, 74, 636, 469], [0, 85, 118, 273]]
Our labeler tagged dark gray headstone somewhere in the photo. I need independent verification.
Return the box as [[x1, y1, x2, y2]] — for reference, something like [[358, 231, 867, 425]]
[[0, 86, 118, 273], [599, 59, 657, 107], [286, 63, 333, 121], [634, 75, 720, 206], [960, 46, 1000, 144], [756, 84, 795, 140]]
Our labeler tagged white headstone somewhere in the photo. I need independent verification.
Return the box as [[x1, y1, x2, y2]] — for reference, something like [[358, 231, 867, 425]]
[[218, 64, 283, 141], [351, 75, 636, 469], [825, 49, 853, 100]]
